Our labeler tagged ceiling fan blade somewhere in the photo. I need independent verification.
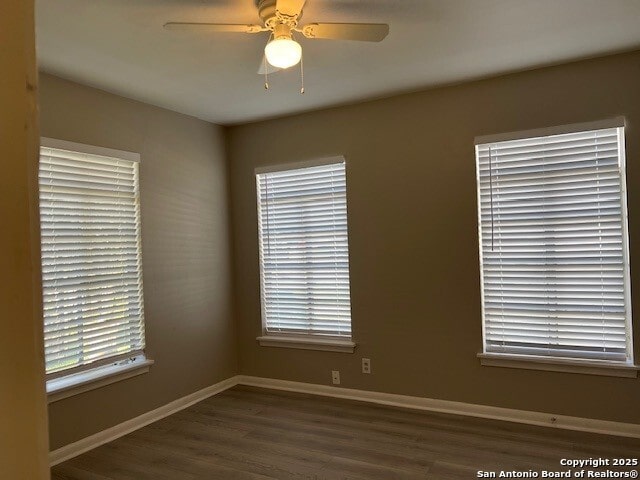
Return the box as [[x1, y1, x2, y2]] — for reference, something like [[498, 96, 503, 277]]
[[301, 23, 389, 42], [257, 55, 282, 75], [275, 0, 306, 19], [163, 22, 266, 34]]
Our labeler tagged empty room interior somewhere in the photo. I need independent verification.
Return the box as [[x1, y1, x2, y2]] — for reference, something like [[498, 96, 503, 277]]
[[4, 0, 640, 478]]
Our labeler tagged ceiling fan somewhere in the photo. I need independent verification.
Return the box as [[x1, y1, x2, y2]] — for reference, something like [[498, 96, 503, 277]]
[[164, 0, 389, 81]]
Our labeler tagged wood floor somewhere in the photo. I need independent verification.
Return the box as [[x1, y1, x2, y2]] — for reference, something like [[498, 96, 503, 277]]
[[52, 385, 640, 479]]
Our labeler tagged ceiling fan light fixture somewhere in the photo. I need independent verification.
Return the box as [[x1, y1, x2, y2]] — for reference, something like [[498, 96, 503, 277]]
[[265, 37, 302, 69]]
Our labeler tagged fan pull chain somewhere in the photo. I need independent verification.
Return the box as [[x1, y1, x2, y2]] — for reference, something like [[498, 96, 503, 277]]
[[300, 51, 305, 94], [264, 33, 273, 90]]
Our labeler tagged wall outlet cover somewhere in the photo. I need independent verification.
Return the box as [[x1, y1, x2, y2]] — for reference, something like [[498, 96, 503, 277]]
[[362, 358, 371, 374]]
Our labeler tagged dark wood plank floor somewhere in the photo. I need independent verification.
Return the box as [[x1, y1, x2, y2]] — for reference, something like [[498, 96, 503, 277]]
[[52, 385, 640, 479]]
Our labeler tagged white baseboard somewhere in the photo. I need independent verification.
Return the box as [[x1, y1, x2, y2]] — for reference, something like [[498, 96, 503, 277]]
[[49, 375, 240, 466], [50, 373, 640, 467], [236, 375, 640, 439]]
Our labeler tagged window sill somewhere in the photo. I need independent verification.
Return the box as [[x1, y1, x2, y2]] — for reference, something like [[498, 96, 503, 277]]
[[257, 335, 356, 353], [478, 353, 639, 378], [47, 356, 154, 403]]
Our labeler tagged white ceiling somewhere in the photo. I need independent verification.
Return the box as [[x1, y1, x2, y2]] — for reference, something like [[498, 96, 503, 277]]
[[36, 0, 640, 125]]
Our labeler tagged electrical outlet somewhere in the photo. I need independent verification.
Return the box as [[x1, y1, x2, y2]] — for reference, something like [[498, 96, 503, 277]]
[[331, 370, 340, 385], [362, 358, 371, 374]]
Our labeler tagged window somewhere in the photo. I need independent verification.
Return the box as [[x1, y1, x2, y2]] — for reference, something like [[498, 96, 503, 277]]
[[475, 119, 635, 374], [255, 158, 354, 351], [39, 139, 148, 389]]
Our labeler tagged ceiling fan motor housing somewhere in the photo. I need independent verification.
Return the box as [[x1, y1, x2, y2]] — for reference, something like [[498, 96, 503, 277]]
[[257, 0, 276, 24], [273, 23, 293, 40], [257, 0, 299, 31]]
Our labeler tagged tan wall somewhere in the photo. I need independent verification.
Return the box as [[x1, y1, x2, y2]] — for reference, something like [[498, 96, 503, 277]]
[[0, 0, 51, 478], [228, 51, 640, 424], [39, 74, 237, 449]]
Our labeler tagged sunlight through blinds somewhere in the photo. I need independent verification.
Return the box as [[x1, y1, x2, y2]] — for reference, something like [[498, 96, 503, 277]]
[[39, 144, 146, 377], [475, 125, 632, 363], [256, 160, 352, 338]]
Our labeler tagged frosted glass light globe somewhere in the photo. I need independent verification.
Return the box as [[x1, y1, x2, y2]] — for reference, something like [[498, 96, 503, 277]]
[[265, 38, 302, 69]]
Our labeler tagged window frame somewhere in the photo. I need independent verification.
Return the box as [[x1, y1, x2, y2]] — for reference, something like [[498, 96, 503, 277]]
[[39, 138, 152, 400], [473, 118, 638, 377], [254, 156, 356, 353]]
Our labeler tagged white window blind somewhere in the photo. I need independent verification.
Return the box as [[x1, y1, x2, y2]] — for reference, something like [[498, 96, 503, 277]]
[[39, 141, 146, 378], [475, 124, 633, 363], [256, 159, 353, 338]]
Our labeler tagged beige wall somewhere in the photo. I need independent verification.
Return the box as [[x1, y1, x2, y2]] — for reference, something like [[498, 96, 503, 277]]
[[228, 50, 640, 424], [39, 74, 237, 449], [0, 0, 51, 477]]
